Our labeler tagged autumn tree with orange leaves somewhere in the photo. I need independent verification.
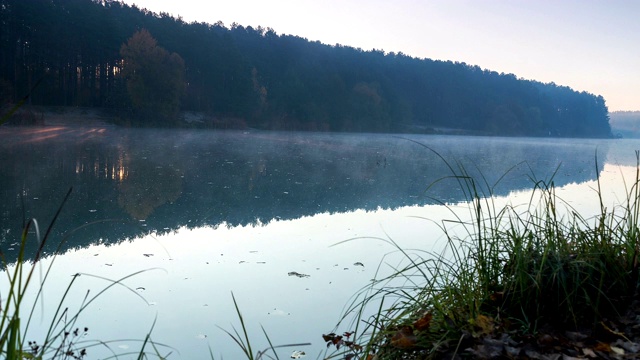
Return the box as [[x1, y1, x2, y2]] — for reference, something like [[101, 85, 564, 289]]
[[120, 29, 185, 124]]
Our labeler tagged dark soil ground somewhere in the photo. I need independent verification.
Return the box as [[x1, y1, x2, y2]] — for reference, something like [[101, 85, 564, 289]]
[[423, 298, 640, 359]]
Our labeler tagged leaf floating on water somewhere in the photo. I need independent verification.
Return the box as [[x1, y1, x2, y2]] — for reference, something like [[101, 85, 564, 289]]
[[290, 350, 306, 359], [267, 308, 289, 316], [288, 271, 310, 278]]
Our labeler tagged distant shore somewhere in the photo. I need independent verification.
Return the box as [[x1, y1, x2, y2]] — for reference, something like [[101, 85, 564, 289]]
[[4, 105, 630, 139], [3, 106, 486, 135], [3, 106, 251, 129], [3, 105, 115, 127]]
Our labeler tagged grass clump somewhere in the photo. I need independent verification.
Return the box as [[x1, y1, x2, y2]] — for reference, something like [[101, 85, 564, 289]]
[[328, 149, 640, 359], [216, 293, 311, 360], [0, 188, 170, 359]]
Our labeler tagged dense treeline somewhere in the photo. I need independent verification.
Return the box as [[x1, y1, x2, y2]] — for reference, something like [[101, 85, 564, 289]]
[[0, 0, 612, 137]]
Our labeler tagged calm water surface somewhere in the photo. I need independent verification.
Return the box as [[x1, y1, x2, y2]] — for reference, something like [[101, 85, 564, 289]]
[[1, 125, 639, 358]]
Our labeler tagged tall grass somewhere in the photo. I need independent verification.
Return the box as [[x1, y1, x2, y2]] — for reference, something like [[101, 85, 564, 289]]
[[329, 148, 640, 359], [0, 188, 169, 359]]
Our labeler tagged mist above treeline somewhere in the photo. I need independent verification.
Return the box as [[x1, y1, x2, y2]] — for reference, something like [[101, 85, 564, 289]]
[[0, 0, 612, 137], [609, 111, 640, 138]]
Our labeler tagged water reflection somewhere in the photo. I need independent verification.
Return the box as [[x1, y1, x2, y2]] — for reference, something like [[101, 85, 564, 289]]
[[0, 126, 622, 262], [6, 161, 639, 359], [3, 125, 640, 358]]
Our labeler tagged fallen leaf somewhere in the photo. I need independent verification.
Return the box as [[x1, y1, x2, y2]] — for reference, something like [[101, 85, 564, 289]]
[[505, 345, 520, 357], [620, 340, 640, 353], [537, 334, 555, 347], [413, 312, 433, 331], [524, 349, 545, 359], [561, 355, 582, 360], [322, 333, 335, 342], [564, 331, 588, 342], [593, 342, 611, 352], [471, 315, 494, 337], [581, 348, 597, 357], [390, 326, 418, 349], [610, 346, 625, 355], [469, 344, 503, 359], [288, 271, 310, 278], [489, 291, 504, 302]]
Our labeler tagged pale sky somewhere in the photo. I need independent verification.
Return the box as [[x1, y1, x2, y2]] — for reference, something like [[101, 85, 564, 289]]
[[122, 0, 639, 111]]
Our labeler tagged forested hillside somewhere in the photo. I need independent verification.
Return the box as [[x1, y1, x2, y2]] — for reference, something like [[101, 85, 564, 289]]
[[0, 0, 612, 137]]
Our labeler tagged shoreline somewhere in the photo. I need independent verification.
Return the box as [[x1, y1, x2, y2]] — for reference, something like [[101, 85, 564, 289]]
[[3, 105, 116, 127]]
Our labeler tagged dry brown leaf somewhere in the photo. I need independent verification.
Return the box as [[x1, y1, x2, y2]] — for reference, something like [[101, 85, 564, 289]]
[[489, 291, 504, 302], [471, 314, 495, 337], [413, 312, 432, 331], [537, 334, 555, 347], [593, 342, 611, 352], [390, 326, 418, 349]]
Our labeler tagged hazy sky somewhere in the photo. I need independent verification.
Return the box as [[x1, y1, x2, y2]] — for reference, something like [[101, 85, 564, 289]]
[[122, 0, 639, 111]]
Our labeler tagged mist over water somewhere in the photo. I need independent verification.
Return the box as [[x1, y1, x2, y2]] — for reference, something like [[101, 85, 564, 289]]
[[1, 125, 637, 358], [0, 127, 614, 258]]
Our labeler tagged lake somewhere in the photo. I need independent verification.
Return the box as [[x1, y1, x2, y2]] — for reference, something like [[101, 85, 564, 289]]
[[1, 125, 639, 359]]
